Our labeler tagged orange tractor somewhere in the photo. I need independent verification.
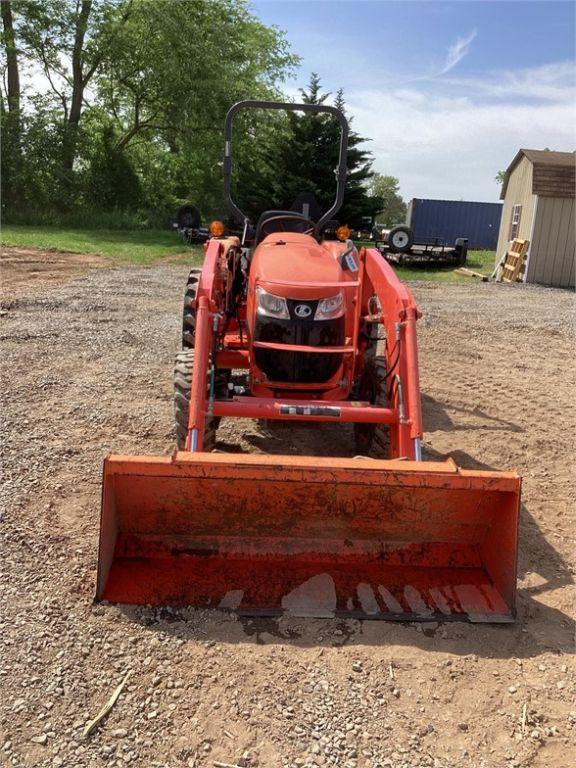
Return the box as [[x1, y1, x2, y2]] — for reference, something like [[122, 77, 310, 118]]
[[97, 101, 521, 621]]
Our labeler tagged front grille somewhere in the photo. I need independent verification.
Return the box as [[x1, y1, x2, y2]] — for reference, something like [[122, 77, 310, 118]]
[[254, 308, 345, 383]]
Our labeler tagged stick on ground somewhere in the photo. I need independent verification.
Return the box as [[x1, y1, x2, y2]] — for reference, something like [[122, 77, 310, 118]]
[[83, 670, 132, 738], [213, 762, 245, 768], [521, 702, 528, 737]]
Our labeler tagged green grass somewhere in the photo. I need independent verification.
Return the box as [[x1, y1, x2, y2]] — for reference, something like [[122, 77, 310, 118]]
[[394, 249, 495, 283], [2, 225, 495, 280], [1, 224, 203, 265]]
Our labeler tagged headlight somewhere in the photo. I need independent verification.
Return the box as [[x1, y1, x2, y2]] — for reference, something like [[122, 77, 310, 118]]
[[314, 292, 344, 320], [256, 287, 289, 319]]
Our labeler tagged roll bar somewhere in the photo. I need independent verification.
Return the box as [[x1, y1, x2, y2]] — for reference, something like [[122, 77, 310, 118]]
[[223, 100, 349, 231]]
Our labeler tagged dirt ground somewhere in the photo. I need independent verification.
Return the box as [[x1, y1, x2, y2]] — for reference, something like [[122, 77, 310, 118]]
[[1, 246, 574, 768], [1, 247, 108, 295]]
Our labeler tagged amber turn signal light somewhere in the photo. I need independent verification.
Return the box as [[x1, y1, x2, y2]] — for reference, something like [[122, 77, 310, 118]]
[[210, 220, 225, 237]]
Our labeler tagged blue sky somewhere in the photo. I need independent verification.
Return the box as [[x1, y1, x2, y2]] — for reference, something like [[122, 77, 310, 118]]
[[253, 1, 576, 202]]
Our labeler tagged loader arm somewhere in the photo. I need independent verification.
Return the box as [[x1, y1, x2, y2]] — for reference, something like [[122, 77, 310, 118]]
[[185, 238, 219, 451], [186, 244, 425, 459], [363, 247, 424, 458], [185, 236, 238, 451]]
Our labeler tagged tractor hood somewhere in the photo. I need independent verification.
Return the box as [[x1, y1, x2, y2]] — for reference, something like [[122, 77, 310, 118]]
[[252, 233, 345, 298]]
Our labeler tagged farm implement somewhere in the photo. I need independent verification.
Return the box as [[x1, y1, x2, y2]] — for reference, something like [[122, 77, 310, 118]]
[[96, 101, 521, 621]]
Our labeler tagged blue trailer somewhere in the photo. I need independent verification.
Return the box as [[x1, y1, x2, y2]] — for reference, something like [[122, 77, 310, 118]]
[[407, 198, 502, 250]]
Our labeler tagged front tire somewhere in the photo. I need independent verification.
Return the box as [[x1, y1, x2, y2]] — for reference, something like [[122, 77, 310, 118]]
[[174, 349, 217, 451], [353, 355, 391, 458], [182, 268, 201, 348]]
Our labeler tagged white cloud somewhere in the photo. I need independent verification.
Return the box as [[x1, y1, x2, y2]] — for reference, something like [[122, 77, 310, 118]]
[[436, 29, 477, 77], [446, 61, 576, 102], [346, 61, 575, 202]]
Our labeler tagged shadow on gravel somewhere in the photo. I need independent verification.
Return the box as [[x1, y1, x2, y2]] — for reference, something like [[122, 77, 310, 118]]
[[119, 582, 574, 659], [220, 421, 356, 458], [422, 393, 523, 433], [419, 445, 574, 650], [114, 393, 573, 659]]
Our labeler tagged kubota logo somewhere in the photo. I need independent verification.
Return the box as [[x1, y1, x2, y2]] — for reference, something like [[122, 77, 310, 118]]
[[294, 304, 312, 318]]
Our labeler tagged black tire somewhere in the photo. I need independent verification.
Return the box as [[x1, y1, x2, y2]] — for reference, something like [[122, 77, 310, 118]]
[[174, 349, 217, 451], [353, 355, 390, 458], [455, 237, 468, 267], [182, 268, 201, 348], [177, 203, 202, 230], [387, 225, 414, 254]]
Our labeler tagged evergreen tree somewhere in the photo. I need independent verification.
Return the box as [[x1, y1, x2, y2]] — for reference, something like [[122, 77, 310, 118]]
[[333, 88, 383, 227], [270, 73, 338, 215], [240, 74, 382, 227]]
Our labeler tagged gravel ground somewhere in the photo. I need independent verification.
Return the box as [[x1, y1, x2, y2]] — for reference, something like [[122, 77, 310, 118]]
[[1, 248, 575, 768]]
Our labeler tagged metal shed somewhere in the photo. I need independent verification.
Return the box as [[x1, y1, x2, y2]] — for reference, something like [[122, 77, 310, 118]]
[[407, 198, 502, 250], [496, 149, 575, 289]]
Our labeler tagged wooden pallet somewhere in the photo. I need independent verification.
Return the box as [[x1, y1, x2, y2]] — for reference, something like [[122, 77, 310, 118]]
[[495, 239, 530, 283]]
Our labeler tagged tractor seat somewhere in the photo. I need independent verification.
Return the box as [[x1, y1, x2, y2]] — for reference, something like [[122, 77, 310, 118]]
[[255, 211, 315, 244]]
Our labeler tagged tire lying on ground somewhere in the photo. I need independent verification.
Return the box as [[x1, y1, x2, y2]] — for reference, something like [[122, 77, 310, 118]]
[[387, 225, 414, 254], [176, 202, 202, 230], [455, 237, 468, 266]]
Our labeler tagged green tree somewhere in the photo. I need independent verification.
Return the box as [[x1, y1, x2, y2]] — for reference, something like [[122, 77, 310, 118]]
[[367, 173, 407, 227], [95, 0, 298, 214], [2, 0, 296, 220], [84, 123, 141, 210], [334, 89, 383, 227], [14, 0, 126, 202]]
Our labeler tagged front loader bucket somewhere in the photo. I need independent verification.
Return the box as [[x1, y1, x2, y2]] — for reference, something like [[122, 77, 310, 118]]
[[97, 453, 520, 622]]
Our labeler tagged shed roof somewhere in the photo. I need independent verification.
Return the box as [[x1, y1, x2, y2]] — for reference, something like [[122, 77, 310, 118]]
[[500, 149, 575, 199]]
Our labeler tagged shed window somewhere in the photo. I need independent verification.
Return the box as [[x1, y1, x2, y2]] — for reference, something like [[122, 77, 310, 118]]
[[509, 204, 522, 240]]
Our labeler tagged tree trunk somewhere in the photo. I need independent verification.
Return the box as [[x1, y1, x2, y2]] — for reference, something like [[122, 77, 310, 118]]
[[2, 0, 23, 207], [1, 1, 20, 114], [63, 0, 92, 174]]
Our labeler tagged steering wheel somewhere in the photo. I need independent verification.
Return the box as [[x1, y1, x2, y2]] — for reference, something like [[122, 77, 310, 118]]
[[257, 213, 317, 242]]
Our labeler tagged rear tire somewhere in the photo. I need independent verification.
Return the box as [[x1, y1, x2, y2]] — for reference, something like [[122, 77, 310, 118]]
[[354, 355, 390, 458], [182, 269, 201, 348], [174, 349, 217, 451]]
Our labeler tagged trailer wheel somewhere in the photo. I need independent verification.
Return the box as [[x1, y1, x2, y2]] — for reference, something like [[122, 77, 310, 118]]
[[387, 225, 414, 254], [182, 268, 201, 348], [354, 356, 390, 458], [174, 349, 218, 451]]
